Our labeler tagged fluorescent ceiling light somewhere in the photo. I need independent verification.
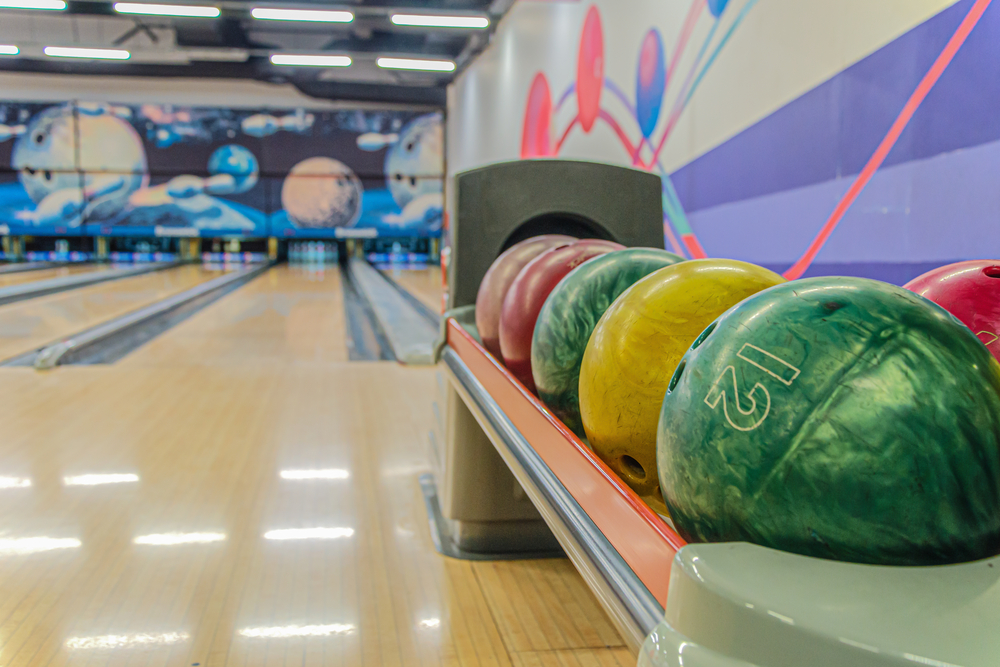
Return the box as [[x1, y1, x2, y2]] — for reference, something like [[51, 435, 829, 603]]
[[264, 527, 354, 540], [0, 476, 30, 488], [251, 7, 353, 22], [280, 468, 349, 480], [63, 473, 139, 486], [391, 13, 488, 29], [134, 532, 226, 545], [114, 2, 220, 17], [0, 0, 65, 10], [0, 45, 19, 56], [239, 624, 354, 638], [270, 54, 351, 67], [377, 57, 455, 72], [44, 46, 130, 60]]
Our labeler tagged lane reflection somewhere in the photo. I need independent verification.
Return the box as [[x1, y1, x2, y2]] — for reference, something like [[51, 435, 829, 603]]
[[239, 624, 355, 638], [0, 476, 31, 488], [0, 537, 81, 555], [264, 527, 354, 541], [134, 532, 226, 545], [280, 469, 349, 480], [65, 632, 189, 649], [63, 473, 139, 486]]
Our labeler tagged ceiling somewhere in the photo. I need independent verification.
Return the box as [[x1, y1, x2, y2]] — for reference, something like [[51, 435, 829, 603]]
[[0, 0, 515, 105]]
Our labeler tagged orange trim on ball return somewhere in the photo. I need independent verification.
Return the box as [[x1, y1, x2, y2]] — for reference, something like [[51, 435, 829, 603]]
[[447, 318, 685, 604]]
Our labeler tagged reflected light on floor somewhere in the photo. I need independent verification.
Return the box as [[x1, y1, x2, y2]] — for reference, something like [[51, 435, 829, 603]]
[[280, 469, 349, 480], [0, 536, 81, 555], [419, 618, 440, 629], [63, 473, 140, 486], [264, 527, 354, 540], [134, 532, 226, 545], [65, 632, 189, 649], [239, 624, 355, 638], [0, 476, 31, 488]]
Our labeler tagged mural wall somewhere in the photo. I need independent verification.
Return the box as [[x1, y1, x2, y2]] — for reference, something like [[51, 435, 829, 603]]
[[0, 102, 443, 239], [448, 0, 996, 284]]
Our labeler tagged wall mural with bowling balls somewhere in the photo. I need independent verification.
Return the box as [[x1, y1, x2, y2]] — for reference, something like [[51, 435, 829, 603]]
[[449, 0, 998, 285], [0, 101, 443, 239]]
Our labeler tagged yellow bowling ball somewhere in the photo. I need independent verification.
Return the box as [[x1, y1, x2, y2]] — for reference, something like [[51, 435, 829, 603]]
[[578, 259, 785, 515]]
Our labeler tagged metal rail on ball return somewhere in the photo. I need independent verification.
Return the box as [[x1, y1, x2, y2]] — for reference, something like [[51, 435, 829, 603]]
[[26, 262, 272, 369], [442, 346, 665, 652]]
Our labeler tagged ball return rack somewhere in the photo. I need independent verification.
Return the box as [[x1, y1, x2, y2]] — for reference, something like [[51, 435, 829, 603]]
[[435, 311, 1000, 667]]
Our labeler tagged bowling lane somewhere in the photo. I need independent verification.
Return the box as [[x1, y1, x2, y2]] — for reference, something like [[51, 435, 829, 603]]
[[380, 264, 442, 312], [0, 263, 110, 289], [121, 265, 349, 367], [0, 264, 228, 362], [0, 361, 626, 665]]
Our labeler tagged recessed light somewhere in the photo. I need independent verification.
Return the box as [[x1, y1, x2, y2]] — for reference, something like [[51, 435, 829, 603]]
[[0, 0, 65, 10], [391, 14, 488, 29], [251, 7, 353, 22], [270, 54, 351, 67], [44, 46, 131, 60], [114, 3, 220, 18], [0, 45, 20, 56], [377, 57, 455, 72]]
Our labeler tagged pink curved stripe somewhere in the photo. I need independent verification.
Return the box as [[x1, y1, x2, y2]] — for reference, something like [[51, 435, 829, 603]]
[[784, 0, 992, 280]]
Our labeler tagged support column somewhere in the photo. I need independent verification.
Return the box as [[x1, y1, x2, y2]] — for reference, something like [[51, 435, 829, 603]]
[[95, 237, 109, 262]]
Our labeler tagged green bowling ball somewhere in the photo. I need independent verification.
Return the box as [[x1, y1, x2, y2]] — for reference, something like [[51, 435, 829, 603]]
[[532, 247, 684, 437], [658, 276, 1000, 566]]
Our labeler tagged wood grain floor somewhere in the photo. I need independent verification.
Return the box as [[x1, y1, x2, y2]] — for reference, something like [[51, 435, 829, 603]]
[[381, 266, 442, 313], [122, 265, 349, 368], [0, 263, 629, 666], [0, 263, 108, 289], [0, 265, 226, 361]]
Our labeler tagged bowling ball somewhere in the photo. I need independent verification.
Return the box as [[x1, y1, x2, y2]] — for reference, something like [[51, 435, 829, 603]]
[[532, 248, 684, 437], [579, 259, 784, 514], [904, 260, 1000, 362], [475, 235, 576, 359], [658, 277, 1000, 566], [500, 239, 624, 392]]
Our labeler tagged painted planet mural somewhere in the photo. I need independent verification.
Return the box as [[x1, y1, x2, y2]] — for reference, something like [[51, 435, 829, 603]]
[[281, 157, 363, 228]]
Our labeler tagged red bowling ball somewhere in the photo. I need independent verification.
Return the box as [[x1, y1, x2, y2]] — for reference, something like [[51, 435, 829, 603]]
[[499, 239, 623, 392], [904, 260, 1000, 361], [475, 235, 576, 359]]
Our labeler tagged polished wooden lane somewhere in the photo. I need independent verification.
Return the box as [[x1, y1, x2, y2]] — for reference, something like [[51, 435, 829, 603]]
[[122, 265, 349, 368], [0, 263, 109, 289], [381, 265, 443, 313], [0, 265, 226, 361], [0, 264, 628, 666]]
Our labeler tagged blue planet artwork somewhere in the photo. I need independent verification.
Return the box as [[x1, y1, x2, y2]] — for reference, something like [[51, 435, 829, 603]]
[[0, 102, 443, 238]]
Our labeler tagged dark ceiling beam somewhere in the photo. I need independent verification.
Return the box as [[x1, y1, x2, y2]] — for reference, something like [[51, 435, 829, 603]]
[[0, 58, 446, 106], [293, 80, 444, 106]]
